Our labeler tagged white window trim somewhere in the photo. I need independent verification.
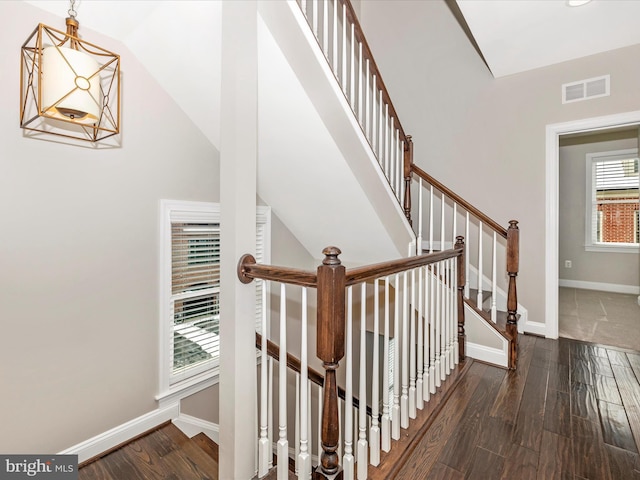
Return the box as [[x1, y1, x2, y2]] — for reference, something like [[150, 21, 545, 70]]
[[584, 149, 640, 254], [157, 200, 271, 406]]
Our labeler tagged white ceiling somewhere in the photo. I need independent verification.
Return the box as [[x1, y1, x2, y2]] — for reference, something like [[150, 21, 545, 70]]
[[456, 0, 640, 78]]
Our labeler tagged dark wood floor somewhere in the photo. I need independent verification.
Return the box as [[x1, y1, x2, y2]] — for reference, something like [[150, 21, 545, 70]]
[[78, 423, 219, 480], [393, 335, 640, 479]]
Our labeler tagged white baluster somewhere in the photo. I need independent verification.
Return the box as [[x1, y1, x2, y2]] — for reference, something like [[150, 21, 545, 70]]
[[465, 212, 470, 298], [349, 23, 355, 108], [378, 90, 384, 162], [258, 281, 269, 476], [295, 374, 300, 476], [322, 0, 328, 54], [392, 273, 401, 440], [317, 385, 323, 468], [357, 42, 363, 126], [447, 259, 454, 374], [365, 61, 370, 141], [277, 284, 288, 480], [452, 257, 458, 368], [440, 261, 447, 382], [342, 4, 347, 94], [382, 277, 391, 452], [416, 266, 424, 410], [343, 286, 354, 480], [357, 283, 368, 480], [299, 288, 311, 479], [384, 104, 390, 178], [423, 266, 431, 402], [440, 192, 445, 251], [409, 269, 417, 419], [312, 0, 318, 37], [332, 0, 338, 74], [477, 221, 484, 310], [401, 271, 409, 428], [396, 130, 402, 198], [307, 381, 312, 467], [434, 263, 441, 388], [429, 185, 434, 253], [491, 231, 497, 323], [429, 265, 436, 394], [370, 280, 380, 466], [452, 202, 457, 242], [372, 74, 377, 153], [268, 357, 274, 469], [417, 178, 423, 254], [443, 259, 450, 375]]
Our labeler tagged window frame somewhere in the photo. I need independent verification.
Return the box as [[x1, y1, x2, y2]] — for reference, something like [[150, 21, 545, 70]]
[[157, 200, 270, 406], [584, 149, 640, 254]]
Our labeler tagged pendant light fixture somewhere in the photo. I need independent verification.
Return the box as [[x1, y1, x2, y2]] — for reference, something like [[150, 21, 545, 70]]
[[20, 0, 121, 143]]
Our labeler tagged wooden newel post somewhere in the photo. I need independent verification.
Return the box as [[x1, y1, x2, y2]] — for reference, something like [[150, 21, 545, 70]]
[[455, 236, 466, 361], [314, 247, 345, 480], [403, 135, 413, 226], [506, 220, 519, 370]]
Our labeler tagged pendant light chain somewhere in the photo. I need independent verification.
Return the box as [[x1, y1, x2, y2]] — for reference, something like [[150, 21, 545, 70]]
[[68, 0, 77, 19]]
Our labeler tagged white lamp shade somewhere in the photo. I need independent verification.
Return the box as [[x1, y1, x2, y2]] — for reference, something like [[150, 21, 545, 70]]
[[41, 46, 101, 125]]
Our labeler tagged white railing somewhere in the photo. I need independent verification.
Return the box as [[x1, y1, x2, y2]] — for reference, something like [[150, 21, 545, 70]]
[[241, 246, 463, 479], [297, 0, 409, 206]]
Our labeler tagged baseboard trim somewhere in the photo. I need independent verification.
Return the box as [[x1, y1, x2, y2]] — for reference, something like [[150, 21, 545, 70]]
[[59, 403, 180, 464], [173, 414, 219, 443], [521, 319, 548, 338], [466, 342, 508, 368], [559, 279, 640, 295]]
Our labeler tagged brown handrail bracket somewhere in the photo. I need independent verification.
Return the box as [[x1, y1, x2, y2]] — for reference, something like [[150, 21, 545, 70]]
[[237, 254, 256, 284]]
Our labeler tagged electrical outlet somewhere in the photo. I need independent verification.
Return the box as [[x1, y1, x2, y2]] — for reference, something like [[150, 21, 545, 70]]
[[564, 260, 572, 268]]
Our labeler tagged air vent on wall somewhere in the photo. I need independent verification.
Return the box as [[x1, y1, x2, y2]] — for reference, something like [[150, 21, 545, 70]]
[[562, 75, 610, 104]]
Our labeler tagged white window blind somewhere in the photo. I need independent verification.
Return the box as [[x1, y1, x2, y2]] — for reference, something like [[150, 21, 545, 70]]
[[159, 200, 271, 396], [171, 222, 221, 379], [586, 150, 639, 251]]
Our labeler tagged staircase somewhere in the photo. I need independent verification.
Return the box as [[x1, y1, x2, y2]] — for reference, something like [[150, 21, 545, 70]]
[[78, 422, 219, 480]]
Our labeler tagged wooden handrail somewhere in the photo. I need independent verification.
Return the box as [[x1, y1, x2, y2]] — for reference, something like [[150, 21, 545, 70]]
[[237, 254, 317, 287], [345, 247, 462, 286], [411, 163, 508, 238]]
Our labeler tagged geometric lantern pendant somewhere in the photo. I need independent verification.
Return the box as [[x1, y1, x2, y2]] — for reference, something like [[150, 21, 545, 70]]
[[20, 16, 120, 144]]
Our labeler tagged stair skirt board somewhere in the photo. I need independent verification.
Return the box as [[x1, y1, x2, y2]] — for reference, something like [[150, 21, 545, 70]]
[[173, 414, 219, 444], [466, 342, 509, 368], [59, 403, 180, 464], [463, 303, 509, 368]]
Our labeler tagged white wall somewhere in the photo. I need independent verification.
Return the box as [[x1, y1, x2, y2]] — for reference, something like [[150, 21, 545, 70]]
[[359, 0, 640, 329], [559, 130, 639, 289], [1, 2, 219, 454]]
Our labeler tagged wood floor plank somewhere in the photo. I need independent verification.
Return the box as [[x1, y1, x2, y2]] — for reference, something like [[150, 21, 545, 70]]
[[543, 389, 571, 437], [500, 444, 538, 480], [608, 350, 632, 368], [465, 446, 505, 479], [438, 367, 505, 472], [548, 362, 570, 393], [570, 382, 599, 422], [572, 416, 612, 480], [611, 364, 640, 453], [377, 361, 484, 480], [490, 334, 537, 423], [511, 363, 549, 452], [593, 373, 623, 405], [571, 361, 593, 386], [599, 400, 638, 453], [536, 430, 572, 480], [588, 355, 614, 377], [628, 353, 640, 382], [425, 462, 464, 480], [605, 445, 640, 480], [477, 416, 514, 457]]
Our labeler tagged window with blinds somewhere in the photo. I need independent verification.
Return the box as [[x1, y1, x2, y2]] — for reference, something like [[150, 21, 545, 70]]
[[586, 150, 639, 251], [159, 200, 271, 396], [171, 223, 220, 379]]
